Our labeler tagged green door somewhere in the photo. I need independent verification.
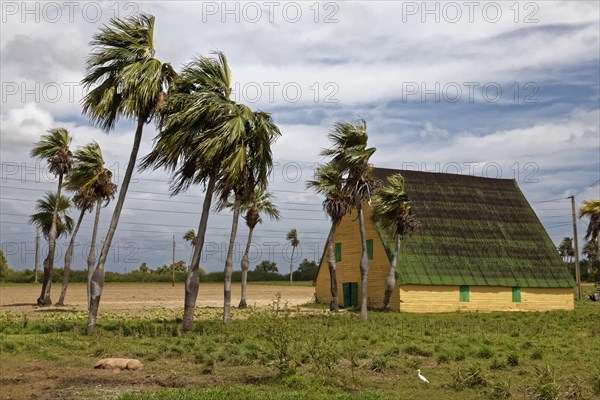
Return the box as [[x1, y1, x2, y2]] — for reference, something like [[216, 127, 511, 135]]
[[343, 282, 358, 308]]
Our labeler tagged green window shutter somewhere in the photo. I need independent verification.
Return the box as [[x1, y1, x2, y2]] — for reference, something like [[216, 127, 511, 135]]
[[459, 285, 470, 302], [335, 243, 342, 262], [512, 287, 521, 302], [367, 239, 373, 260]]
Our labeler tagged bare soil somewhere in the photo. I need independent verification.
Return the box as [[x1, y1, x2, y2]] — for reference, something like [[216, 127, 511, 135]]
[[0, 282, 315, 315]]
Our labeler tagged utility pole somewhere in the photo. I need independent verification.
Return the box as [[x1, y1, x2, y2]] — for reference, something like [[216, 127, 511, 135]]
[[34, 227, 40, 283], [172, 234, 175, 287], [569, 195, 582, 301]]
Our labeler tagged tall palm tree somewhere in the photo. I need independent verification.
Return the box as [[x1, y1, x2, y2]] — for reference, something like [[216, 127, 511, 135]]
[[141, 52, 232, 333], [216, 108, 280, 323], [55, 187, 95, 306], [371, 174, 419, 311], [31, 128, 73, 305], [307, 162, 351, 311], [81, 13, 176, 335], [56, 142, 116, 306], [321, 120, 376, 320], [558, 237, 575, 264], [236, 188, 280, 308], [142, 52, 280, 328], [286, 228, 300, 285], [579, 200, 600, 267]]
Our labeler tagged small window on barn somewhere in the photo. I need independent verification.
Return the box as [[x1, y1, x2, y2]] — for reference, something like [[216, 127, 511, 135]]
[[335, 243, 342, 262], [459, 285, 470, 302], [512, 287, 521, 302], [367, 239, 373, 260]]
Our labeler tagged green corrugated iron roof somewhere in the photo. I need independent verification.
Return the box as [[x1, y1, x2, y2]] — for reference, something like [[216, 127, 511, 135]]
[[373, 168, 574, 288]]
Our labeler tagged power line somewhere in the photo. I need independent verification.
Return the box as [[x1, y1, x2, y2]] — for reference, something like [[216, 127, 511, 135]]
[[574, 179, 600, 197], [0, 183, 323, 206]]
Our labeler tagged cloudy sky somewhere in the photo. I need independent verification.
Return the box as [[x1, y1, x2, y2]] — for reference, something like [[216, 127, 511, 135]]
[[1, 1, 599, 273]]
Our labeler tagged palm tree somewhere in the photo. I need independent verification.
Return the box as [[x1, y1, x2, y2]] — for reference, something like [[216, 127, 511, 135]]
[[371, 174, 419, 311], [141, 52, 232, 332], [216, 108, 280, 323], [183, 229, 197, 246], [307, 163, 351, 311], [286, 228, 300, 285], [30, 193, 74, 240], [81, 13, 176, 335], [142, 52, 280, 327], [183, 228, 197, 266], [56, 142, 116, 307], [321, 120, 376, 320], [30, 193, 74, 299], [579, 200, 600, 268], [31, 128, 73, 305], [558, 237, 575, 264], [55, 187, 95, 306], [236, 188, 280, 308]]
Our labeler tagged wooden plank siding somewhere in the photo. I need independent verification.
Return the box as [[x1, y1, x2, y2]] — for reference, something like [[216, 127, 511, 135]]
[[399, 285, 573, 312], [315, 204, 574, 313]]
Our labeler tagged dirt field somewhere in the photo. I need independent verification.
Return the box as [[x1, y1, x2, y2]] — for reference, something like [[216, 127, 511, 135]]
[[0, 282, 316, 315]]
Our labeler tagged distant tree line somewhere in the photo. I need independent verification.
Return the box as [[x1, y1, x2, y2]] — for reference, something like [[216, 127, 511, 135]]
[[0, 252, 318, 284]]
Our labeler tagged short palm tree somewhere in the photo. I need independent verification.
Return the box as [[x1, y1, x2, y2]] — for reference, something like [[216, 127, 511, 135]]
[[371, 173, 419, 311], [236, 188, 280, 308], [56, 142, 116, 307], [558, 237, 575, 264], [286, 228, 300, 285], [321, 120, 376, 320], [579, 200, 600, 267], [30, 193, 73, 299], [31, 128, 73, 305], [30, 193, 74, 240], [81, 13, 176, 335], [307, 162, 351, 311], [183, 229, 197, 245]]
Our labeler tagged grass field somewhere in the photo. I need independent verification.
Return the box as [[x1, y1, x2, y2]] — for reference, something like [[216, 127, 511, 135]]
[[0, 283, 599, 399]]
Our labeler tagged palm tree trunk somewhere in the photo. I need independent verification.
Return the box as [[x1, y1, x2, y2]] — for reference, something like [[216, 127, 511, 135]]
[[383, 235, 401, 311], [87, 118, 144, 335], [182, 173, 216, 333], [38, 173, 63, 306], [239, 227, 254, 309], [87, 198, 102, 309], [355, 195, 369, 321], [56, 208, 86, 306], [326, 222, 339, 312], [223, 199, 241, 323], [289, 247, 295, 285]]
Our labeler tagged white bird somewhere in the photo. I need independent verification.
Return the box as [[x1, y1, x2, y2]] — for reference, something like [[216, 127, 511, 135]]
[[417, 369, 429, 384]]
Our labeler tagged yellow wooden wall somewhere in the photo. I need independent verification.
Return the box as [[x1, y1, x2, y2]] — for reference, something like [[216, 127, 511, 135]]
[[399, 285, 574, 312], [314, 205, 575, 313], [315, 206, 400, 311]]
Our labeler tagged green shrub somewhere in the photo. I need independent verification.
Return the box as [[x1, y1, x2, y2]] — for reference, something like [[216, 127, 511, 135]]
[[530, 365, 560, 400], [451, 364, 487, 390]]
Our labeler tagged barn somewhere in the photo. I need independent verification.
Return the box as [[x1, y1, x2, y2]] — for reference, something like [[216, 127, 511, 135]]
[[314, 168, 574, 312]]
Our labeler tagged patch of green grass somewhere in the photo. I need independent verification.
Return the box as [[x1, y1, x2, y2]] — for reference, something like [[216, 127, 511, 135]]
[[1, 292, 599, 400]]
